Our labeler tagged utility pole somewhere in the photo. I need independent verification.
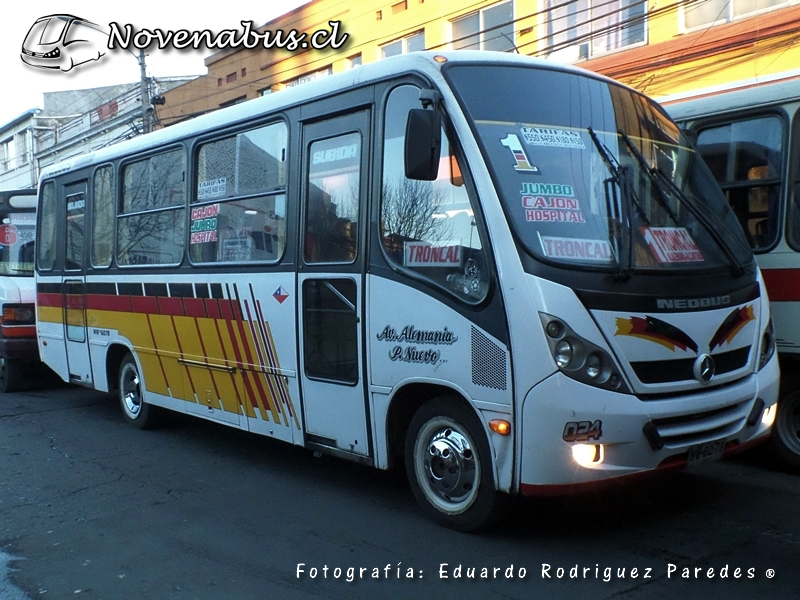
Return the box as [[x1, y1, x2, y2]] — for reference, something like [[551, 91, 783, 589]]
[[138, 49, 151, 134]]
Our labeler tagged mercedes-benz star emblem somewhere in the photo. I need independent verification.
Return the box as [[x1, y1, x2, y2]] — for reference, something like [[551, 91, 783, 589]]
[[693, 354, 716, 383]]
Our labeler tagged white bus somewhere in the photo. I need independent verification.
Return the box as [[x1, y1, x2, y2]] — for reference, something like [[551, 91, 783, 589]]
[[35, 52, 779, 530], [0, 189, 38, 392], [667, 78, 800, 471]]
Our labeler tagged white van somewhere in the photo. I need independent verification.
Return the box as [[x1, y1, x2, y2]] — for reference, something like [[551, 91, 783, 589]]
[[0, 189, 37, 392]]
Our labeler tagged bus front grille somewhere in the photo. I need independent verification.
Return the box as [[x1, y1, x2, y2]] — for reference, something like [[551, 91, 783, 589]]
[[630, 346, 751, 385], [646, 401, 749, 448]]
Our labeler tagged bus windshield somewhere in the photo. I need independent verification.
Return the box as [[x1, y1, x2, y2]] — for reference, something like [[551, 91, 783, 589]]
[[445, 64, 753, 275], [0, 202, 36, 276]]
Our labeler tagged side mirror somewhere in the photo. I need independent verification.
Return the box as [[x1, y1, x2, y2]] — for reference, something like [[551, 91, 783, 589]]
[[405, 107, 441, 181]]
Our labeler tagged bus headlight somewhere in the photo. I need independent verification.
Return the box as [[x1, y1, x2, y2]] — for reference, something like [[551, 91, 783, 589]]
[[540, 313, 630, 393], [758, 318, 775, 371], [554, 340, 574, 368]]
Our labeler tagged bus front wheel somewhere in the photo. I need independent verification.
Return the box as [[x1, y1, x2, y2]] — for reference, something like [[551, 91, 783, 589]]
[[405, 397, 498, 532], [768, 391, 800, 472], [118, 354, 157, 429]]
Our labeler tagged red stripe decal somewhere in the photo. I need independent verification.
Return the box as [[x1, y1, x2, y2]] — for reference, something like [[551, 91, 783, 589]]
[[205, 298, 220, 319], [37, 292, 62, 308], [762, 268, 800, 302], [183, 297, 207, 318], [218, 300, 234, 320], [131, 296, 159, 314], [158, 296, 184, 316], [86, 293, 132, 312]]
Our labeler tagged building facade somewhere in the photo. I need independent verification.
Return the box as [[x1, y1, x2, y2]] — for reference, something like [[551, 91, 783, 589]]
[[0, 77, 194, 189], [158, 0, 800, 126]]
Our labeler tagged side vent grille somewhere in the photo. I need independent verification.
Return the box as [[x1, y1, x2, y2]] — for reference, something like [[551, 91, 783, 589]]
[[471, 326, 507, 390]]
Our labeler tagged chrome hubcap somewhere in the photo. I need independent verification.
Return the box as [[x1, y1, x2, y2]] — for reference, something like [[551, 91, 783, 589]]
[[422, 426, 477, 506], [122, 367, 141, 417]]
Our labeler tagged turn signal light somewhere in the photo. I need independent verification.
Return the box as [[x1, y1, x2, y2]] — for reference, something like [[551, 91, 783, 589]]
[[489, 419, 511, 436]]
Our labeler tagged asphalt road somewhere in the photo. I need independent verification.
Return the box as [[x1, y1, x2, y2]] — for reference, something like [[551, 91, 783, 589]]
[[1, 382, 799, 599]]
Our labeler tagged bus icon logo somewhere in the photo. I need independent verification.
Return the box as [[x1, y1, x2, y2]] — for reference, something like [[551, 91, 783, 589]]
[[273, 287, 289, 304], [20, 14, 108, 72]]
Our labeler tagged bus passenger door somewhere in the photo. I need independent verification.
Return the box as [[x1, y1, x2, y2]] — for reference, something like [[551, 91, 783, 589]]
[[62, 181, 93, 385], [299, 111, 370, 457]]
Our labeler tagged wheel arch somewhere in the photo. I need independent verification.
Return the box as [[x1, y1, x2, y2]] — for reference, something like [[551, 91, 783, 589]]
[[105, 343, 135, 394], [385, 382, 491, 473]]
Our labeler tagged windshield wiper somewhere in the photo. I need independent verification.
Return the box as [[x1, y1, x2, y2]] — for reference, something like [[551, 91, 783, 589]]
[[617, 131, 747, 277], [587, 127, 638, 280]]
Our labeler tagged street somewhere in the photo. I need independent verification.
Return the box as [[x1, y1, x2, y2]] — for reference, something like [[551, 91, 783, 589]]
[[1, 382, 799, 599]]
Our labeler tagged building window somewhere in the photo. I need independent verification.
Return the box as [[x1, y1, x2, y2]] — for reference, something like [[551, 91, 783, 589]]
[[15, 134, 27, 165], [1, 137, 15, 171], [285, 67, 333, 88], [545, 0, 646, 61], [684, 0, 786, 29], [226, 72, 237, 83], [452, 1, 515, 52], [219, 96, 247, 108], [348, 54, 362, 68], [381, 31, 425, 58]]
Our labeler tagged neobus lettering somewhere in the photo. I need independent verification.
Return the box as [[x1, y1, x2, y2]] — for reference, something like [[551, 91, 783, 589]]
[[656, 295, 731, 309]]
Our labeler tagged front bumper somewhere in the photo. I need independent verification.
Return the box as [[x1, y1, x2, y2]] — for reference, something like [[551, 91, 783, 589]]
[[518, 353, 779, 494]]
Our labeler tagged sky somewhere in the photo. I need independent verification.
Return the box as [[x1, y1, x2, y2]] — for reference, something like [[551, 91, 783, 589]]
[[1, 1, 309, 127]]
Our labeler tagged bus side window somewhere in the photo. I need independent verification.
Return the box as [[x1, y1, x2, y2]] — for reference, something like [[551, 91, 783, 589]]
[[191, 122, 288, 265], [380, 84, 489, 303], [695, 116, 783, 252], [37, 181, 57, 271]]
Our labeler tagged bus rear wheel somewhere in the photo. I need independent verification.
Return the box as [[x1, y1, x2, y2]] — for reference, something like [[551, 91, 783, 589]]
[[118, 354, 157, 429], [0, 357, 24, 393], [768, 391, 800, 472], [405, 397, 498, 532]]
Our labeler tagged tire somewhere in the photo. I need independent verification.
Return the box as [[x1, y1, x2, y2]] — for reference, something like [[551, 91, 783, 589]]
[[405, 397, 499, 532], [118, 354, 158, 429], [0, 357, 24, 393], [767, 391, 800, 473]]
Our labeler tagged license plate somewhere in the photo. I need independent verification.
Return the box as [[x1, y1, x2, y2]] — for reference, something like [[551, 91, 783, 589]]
[[687, 439, 726, 466]]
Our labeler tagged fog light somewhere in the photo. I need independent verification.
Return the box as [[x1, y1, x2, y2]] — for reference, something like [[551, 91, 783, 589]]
[[572, 444, 604, 466], [762, 403, 777, 428]]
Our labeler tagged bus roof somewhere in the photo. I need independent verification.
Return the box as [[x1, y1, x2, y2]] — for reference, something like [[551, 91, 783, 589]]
[[666, 76, 800, 122], [37, 51, 623, 182]]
